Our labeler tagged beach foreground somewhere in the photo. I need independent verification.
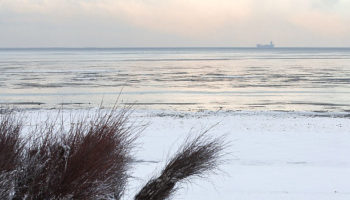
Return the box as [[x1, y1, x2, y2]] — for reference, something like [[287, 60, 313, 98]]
[[17, 109, 350, 200]]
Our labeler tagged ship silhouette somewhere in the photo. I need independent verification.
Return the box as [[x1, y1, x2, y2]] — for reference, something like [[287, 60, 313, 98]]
[[256, 41, 275, 48]]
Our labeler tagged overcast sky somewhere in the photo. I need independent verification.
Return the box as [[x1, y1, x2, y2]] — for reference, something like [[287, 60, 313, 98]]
[[1, 0, 350, 47]]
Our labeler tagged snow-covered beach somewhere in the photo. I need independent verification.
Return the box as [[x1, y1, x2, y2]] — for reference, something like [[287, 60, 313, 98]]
[[16, 109, 350, 200]]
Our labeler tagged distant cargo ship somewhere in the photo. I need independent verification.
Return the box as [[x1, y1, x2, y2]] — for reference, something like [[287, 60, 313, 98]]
[[256, 41, 275, 48]]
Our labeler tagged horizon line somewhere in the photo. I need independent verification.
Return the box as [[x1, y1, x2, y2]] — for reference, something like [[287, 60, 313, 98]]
[[1, 46, 350, 49]]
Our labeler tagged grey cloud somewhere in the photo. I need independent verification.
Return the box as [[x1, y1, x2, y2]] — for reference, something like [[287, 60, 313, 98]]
[[311, 0, 340, 9], [0, 0, 349, 47]]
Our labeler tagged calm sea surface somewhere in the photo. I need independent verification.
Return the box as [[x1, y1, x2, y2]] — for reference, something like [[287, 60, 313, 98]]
[[1, 48, 350, 112]]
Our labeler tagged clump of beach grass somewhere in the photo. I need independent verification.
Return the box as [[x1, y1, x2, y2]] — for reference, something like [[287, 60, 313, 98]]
[[134, 133, 226, 200]]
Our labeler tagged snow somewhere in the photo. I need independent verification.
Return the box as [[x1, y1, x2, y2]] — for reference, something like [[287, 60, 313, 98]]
[[18, 109, 350, 199]]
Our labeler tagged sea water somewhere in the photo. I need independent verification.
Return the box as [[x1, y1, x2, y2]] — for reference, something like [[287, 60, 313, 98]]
[[1, 47, 350, 112]]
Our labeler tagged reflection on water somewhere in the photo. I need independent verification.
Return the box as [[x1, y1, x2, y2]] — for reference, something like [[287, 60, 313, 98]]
[[1, 48, 350, 112]]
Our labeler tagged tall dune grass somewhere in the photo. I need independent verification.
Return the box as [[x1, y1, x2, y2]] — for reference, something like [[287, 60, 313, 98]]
[[0, 112, 25, 199], [134, 134, 226, 200]]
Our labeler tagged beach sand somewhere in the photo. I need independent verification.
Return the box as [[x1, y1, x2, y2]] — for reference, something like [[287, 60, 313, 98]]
[[16, 109, 350, 200]]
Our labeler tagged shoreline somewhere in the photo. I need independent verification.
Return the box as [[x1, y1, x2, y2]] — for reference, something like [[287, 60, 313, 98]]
[[3, 106, 350, 119]]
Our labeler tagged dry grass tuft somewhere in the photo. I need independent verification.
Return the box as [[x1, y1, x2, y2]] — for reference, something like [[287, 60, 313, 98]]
[[0, 112, 24, 172], [1, 107, 138, 200], [135, 133, 226, 200], [0, 112, 25, 199]]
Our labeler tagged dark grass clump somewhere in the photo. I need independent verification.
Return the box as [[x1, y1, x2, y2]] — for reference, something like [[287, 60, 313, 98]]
[[54, 108, 136, 199], [135, 133, 226, 200], [0, 112, 25, 199], [0, 112, 24, 172], [0, 107, 138, 200]]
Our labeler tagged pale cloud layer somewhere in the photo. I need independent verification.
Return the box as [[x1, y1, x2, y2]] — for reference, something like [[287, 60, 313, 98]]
[[0, 0, 350, 47]]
